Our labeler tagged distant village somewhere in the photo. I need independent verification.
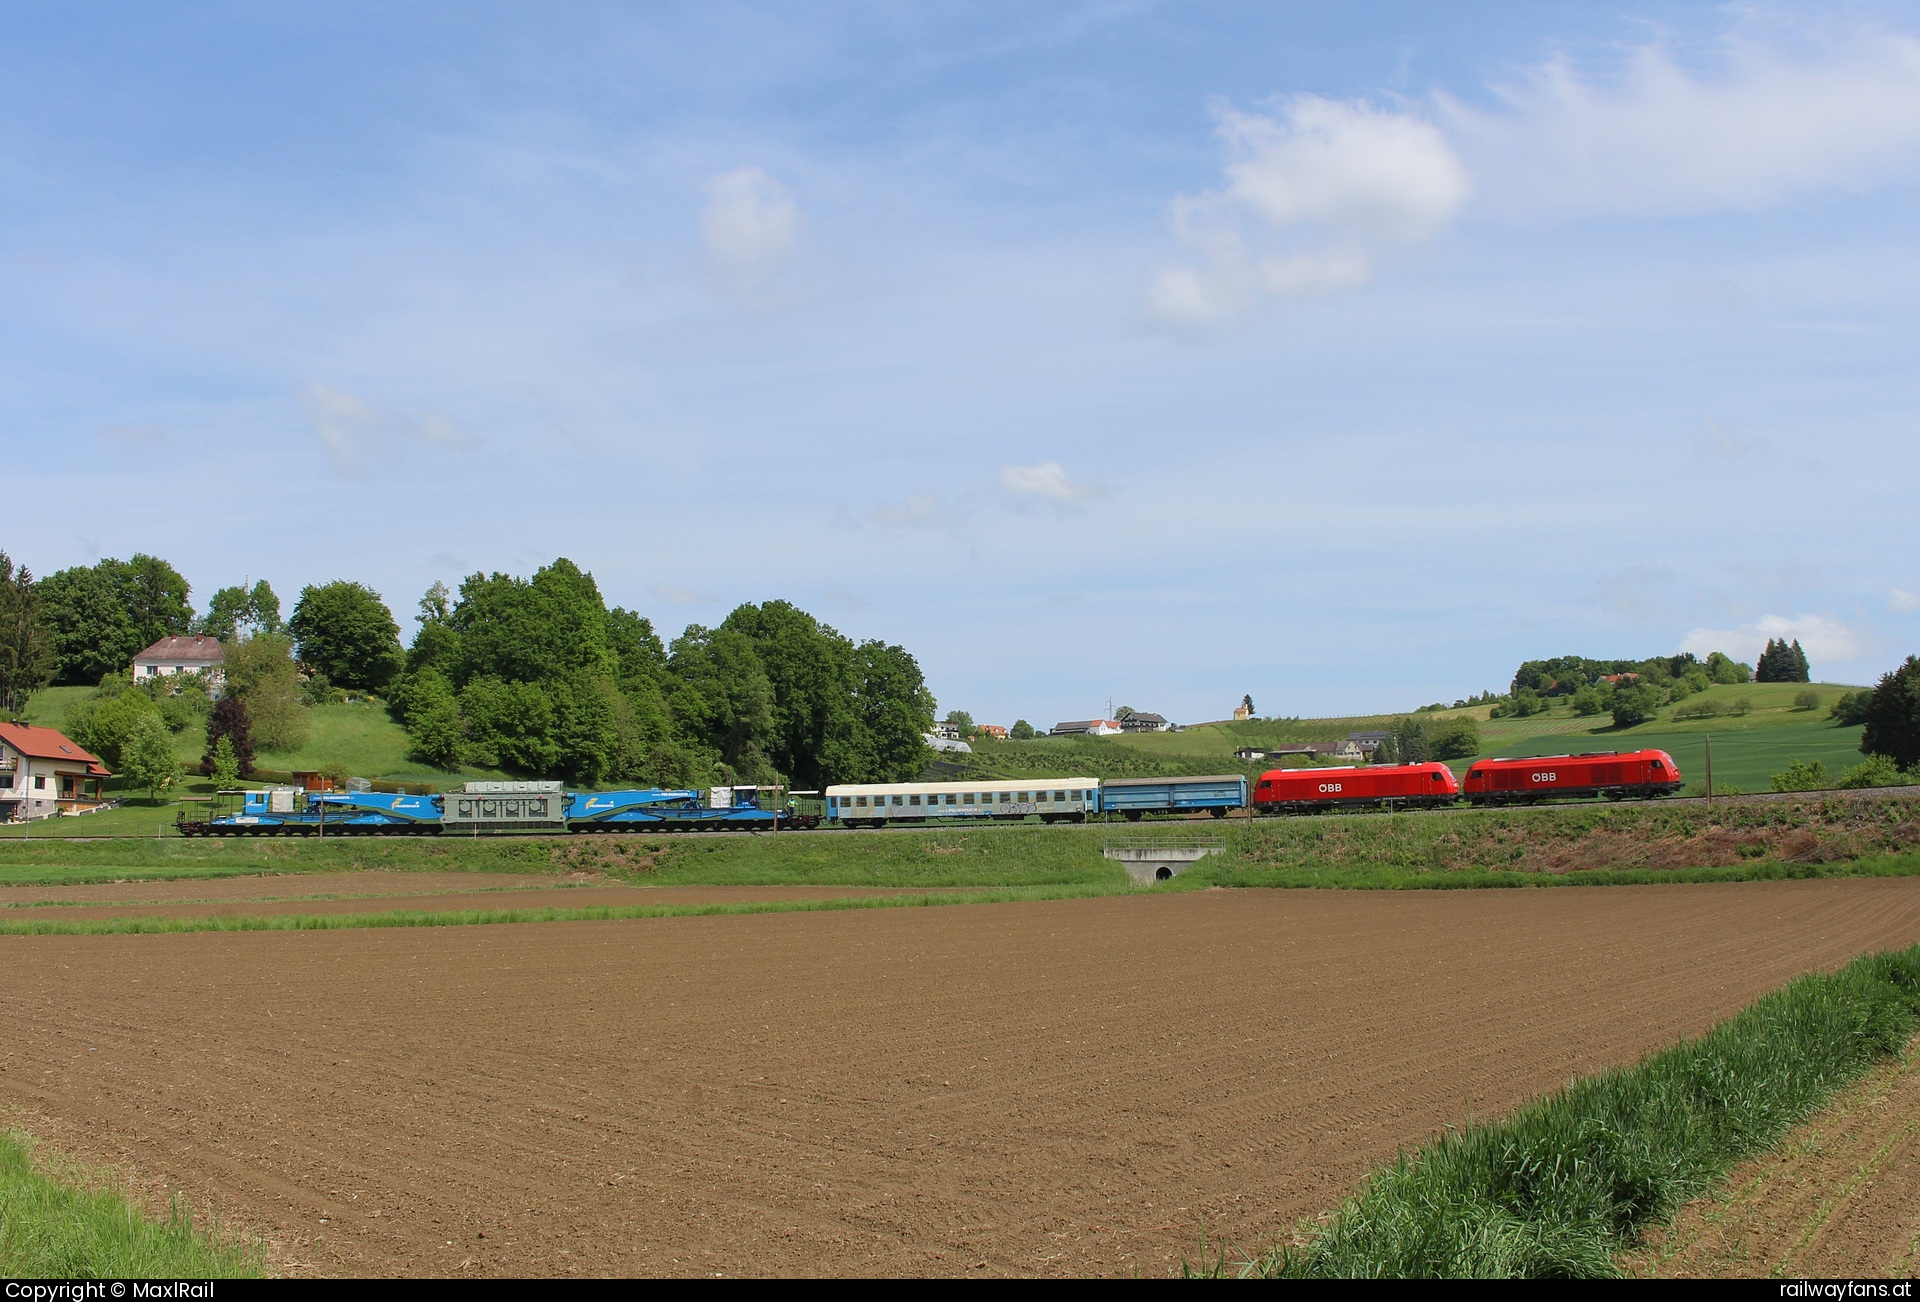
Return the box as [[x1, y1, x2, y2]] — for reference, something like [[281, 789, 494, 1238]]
[[922, 703, 1387, 764]]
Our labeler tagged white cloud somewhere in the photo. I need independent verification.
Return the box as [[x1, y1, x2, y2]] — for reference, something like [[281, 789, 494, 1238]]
[[1678, 613, 1865, 668], [998, 460, 1099, 503], [701, 166, 798, 285], [1444, 33, 1920, 220], [300, 383, 474, 479], [1890, 587, 1920, 613], [1149, 97, 1470, 325]]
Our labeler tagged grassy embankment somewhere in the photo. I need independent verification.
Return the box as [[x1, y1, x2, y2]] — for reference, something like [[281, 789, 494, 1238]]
[[1221, 945, 1920, 1279], [0, 1130, 262, 1278]]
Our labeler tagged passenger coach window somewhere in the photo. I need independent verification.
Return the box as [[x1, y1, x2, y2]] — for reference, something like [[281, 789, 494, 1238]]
[[909, 794, 921, 805], [856, 796, 868, 807], [892, 795, 904, 806]]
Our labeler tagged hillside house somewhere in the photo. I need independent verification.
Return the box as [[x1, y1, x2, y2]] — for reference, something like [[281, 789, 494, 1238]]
[[1348, 731, 1391, 756], [132, 636, 225, 689], [1118, 712, 1169, 733], [1049, 719, 1122, 737], [933, 720, 963, 741], [0, 721, 112, 822], [974, 724, 1008, 740]]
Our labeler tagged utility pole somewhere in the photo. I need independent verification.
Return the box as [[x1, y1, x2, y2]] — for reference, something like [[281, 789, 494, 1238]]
[[1705, 734, 1713, 802]]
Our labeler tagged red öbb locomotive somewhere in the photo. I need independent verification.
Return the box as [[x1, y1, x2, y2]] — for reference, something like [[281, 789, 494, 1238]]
[[1252, 762, 1460, 814], [1462, 750, 1682, 805]]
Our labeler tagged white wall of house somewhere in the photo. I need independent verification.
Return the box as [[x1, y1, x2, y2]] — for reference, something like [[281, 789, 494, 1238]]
[[0, 750, 107, 821], [132, 659, 223, 682]]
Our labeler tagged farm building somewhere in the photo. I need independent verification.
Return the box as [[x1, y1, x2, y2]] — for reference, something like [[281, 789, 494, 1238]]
[[0, 721, 112, 822], [1348, 731, 1391, 755], [132, 636, 225, 688], [1050, 719, 1122, 737], [1118, 712, 1169, 733]]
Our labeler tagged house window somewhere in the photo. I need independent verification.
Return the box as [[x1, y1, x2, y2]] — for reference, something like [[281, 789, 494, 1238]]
[[0, 774, 10, 789], [34, 775, 47, 790]]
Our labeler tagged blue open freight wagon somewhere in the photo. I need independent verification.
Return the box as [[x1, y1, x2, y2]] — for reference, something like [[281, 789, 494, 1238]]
[[1096, 774, 1247, 820]]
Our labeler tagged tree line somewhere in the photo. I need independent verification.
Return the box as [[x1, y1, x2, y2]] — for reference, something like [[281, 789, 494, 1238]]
[[0, 549, 937, 790]]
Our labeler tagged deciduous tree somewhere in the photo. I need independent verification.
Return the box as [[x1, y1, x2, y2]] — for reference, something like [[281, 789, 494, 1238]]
[[120, 711, 179, 803], [222, 633, 308, 753], [288, 581, 403, 691], [198, 580, 281, 642]]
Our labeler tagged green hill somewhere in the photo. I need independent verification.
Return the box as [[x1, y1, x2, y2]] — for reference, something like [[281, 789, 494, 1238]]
[[21, 685, 508, 786], [953, 682, 1872, 795]]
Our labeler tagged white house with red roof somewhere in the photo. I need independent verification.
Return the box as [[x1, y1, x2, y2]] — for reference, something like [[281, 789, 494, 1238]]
[[131, 635, 225, 688], [0, 721, 112, 822]]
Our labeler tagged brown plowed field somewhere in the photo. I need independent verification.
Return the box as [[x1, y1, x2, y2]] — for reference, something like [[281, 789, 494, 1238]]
[[4, 878, 1920, 1278], [0, 873, 938, 922], [1629, 1038, 1920, 1278]]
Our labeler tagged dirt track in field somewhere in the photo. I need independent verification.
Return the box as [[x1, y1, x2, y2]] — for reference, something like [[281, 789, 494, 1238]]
[[0, 873, 940, 921], [4, 878, 1920, 1278], [1628, 1039, 1920, 1279]]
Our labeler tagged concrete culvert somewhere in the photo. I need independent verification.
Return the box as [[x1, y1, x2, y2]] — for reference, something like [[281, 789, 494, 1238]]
[[1156, 866, 1172, 881]]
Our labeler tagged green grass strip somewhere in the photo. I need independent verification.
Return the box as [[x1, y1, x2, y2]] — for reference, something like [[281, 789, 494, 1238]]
[[1198, 848, 1920, 893], [0, 1130, 263, 1278], [1233, 944, 1920, 1279], [0, 882, 1139, 936]]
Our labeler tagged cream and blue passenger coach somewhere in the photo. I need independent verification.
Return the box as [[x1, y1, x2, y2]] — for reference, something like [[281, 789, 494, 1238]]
[[825, 778, 1100, 826]]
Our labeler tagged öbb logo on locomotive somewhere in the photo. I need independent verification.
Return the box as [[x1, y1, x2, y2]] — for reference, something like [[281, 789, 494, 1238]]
[[177, 749, 1683, 837]]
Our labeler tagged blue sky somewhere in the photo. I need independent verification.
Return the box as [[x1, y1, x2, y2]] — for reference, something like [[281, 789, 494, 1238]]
[[6, 2, 1919, 724]]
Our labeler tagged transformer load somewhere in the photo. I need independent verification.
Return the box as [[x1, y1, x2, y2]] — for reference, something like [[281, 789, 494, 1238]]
[[443, 780, 568, 831]]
